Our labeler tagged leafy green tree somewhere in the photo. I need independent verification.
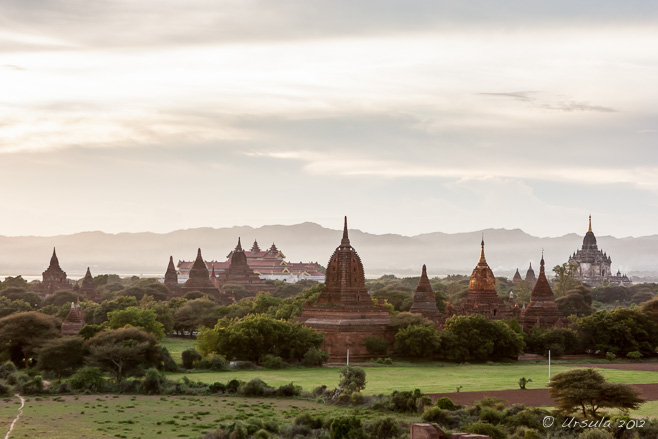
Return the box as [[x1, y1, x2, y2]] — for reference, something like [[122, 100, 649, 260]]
[[552, 263, 580, 297], [37, 337, 85, 382], [524, 327, 581, 357], [42, 290, 84, 307], [0, 312, 60, 367], [90, 296, 139, 325], [390, 312, 432, 330], [549, 368, 644, 418], [394, 326, 440, 358], [198, 314, 323, 362], [339, 366, 367, 394], [0, 296, 32, 318], [440, 314, 525, 361], [577, 308, 658, 357], [107, 306, 165, 339], [174, 298, 218, 336], [363, 336, 389, 356], [85, 327, 160, 382], [556, 285, 594, 316]]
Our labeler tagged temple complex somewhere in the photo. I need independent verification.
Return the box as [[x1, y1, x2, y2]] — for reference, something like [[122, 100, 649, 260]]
[[180, 249, 231, 303], [164, 256, 178, 290], [177, 240, 324, 284], [457, 240, 515, 320], [216, 238, 274, 294], [298, 217, 393, 362], [409, 265, 444, 326], [35, 248, 72, 295], [79, 267, 100, 301], [520, 254, 566, 331], [568, 216, 631, 287], [61, 300, 85, 335]]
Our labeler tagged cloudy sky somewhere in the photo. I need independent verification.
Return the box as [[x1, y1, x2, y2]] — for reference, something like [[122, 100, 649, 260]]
[[1, 0, 657, 238]]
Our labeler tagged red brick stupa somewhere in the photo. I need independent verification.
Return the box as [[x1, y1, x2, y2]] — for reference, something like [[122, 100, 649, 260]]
[[180, 249, 227, 302], [61, 300, 85, 335], [79, 267, 100, 301], [37, 248, 72, 295], [458, 239, 512, 320], [298, 217, 393, 362], [521, 254, 566, 331], [164, 256, 179, 291], [409, 265, 444, 326], [217, 238, 273, 295]]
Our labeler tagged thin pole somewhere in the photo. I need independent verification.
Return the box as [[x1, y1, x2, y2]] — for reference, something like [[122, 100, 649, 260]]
[[548, 350, 551, 384], [347, 349, 350, 366]]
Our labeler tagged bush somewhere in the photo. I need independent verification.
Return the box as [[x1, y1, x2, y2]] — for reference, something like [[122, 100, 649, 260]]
[[0, 382, 10, 396], [0, 360, 17, 379], [20, 375, 44, 394], [363, 417, 401, 439], [606, 352, 617, 362], [240, 378, 269, 396], [389, 389, 431, 413], [435, 396, 459, 410], [465, 421, 508, 439], [197, 355, 228, 371], [627, 351, 642, 361], [330, 415, 362, 439], [364, 336, 389, 356], [159, 347, 179, 372], [350, 391, 365, 405], [303, 347, 328, 367], [275, 382, 301, 397], [69, 367, 106, 392], [225, 379, 242, 393], [338, 366, 366, 394], [182, 348, 202, 369], [260, 354, 287, 369], [141, 368, 164, 394], [422, 407, 453, 427], [209, 382, 226, 393], [479, 407, 503, 425]]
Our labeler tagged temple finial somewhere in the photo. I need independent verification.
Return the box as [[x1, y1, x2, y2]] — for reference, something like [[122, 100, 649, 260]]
[[478, 238, 487, 265], [196, 248, 202, 259], [341, 216, 350, 245], [236, 237, 242, 251], [588, 214, 592, 233]]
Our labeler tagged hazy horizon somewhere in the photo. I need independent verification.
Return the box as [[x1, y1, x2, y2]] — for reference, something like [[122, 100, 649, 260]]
[[2, 1, 657, 239]]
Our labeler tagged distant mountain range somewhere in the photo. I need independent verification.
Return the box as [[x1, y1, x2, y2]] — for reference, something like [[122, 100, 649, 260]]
[[1, 223, 657, 280]]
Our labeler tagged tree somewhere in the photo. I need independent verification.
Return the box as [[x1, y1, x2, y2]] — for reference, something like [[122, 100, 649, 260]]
[[552, 263, 580, 297], [85, 328, 160, 382], [0, 296, 32, 318], [577, 308, 658, 357], [106, 306, 165, 339], [173, 298, 218, 336], [394, 326, 440, 358], [339, 366, 366, 393], [37, 337, 85, 382], [42, 290, 84, 307], [549, 368, 644, 418], [556, 285, 593, 317], [440, 314, 525, 361], [0, 312, 60, 367]]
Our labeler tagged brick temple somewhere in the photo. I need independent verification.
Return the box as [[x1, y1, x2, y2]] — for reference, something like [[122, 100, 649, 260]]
[[78, 267, 100, 301], [298, 217, 393, 362], [458, 240, 515, 320], [409, 264, 444, 327], [179, 248, 233, 304], [35, 248, 72, 295], [61, 300, 85, 335], [520, 254, 566, 331], [164, 256, 178, 290], [216, 238, 274, 294]]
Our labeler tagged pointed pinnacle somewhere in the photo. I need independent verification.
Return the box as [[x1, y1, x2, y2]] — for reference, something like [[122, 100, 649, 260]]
[[341, 216, 350, 246]]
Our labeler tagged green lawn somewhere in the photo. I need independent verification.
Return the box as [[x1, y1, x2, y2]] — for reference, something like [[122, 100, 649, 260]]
[[167, 363, 658, 395], [161, 337, 196, 364], [0, 394, 409, 439]]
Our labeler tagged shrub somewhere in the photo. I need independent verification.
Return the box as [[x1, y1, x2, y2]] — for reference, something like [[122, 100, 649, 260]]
[[159, 347, 179, 372], [141, 368, 164, 394], [364, 336, 388, 356], [606, 352, 617, 362], [182, 348, 202, 369], [303, 347, 328, 367], [350, 391, 365, 405], [389, 389, 431, 413], [465, 421, 508, 439], [422, 407, 452, 427], [338, 366, 366, 394], [0, 361, 17, 379], [260, 354, 287, 370], [225, 379, 242, 393], [363, 417, 401, 439], [503, 409, 541, 430], [240, 378, 268, 396], [627, 351, 642, 361], [197, 355, 228, 371], [518, 377, 533, 390], [435, 396, 459, 410], [275, 382, 301, 397], [69, 367, 106, 392], [479, 407, 503, 425], [0, 382, 10, 396], [20, 375, 44, 394], [209, 382, 226, 393], [330, 415, 362, 439]]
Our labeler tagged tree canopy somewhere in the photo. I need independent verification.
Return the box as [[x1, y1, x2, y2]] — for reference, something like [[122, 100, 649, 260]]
[[0, 312, 60, 367]]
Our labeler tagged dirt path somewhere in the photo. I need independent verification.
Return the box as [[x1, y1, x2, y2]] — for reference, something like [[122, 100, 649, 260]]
[[3, 393, 25, 439], [429, 383, 658, 407]]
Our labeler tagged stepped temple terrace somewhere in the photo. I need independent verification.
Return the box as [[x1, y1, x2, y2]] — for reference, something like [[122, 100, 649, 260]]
[[568, 215, 631, 287], [298, 217, 393, 362]]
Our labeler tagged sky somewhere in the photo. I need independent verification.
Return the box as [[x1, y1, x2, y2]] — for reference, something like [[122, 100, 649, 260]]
[[1, 0, 657, 238]]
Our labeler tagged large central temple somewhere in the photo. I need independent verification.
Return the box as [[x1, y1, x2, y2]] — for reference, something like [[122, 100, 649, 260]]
[[298, 217, 393, 362]]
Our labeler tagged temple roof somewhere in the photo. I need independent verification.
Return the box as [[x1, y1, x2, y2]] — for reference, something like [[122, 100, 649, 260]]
[[529, 255, 555, 301], [469, 239, 496, 291], [526, 263, 536, 280], [416, 264, 433, 295], [47, 247, 64, 272], [250, 240, 261, 253], [583, 215, 598, 249], [512, 269, 522, 281], [167, 256, 176, 272]]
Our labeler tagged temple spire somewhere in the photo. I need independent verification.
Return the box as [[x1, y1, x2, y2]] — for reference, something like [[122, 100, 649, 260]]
[[478, 238, 487, 265], [341, 216, 350, 246], [588, 215, 592, 233], [235, 237, 243, 252], [421, 264, 427, 278]]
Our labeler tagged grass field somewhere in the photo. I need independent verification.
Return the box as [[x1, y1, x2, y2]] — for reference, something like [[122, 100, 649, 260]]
[[0, 394, 411, 439], [161, 337, 196, 364], [166, 363, 658, 395]]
